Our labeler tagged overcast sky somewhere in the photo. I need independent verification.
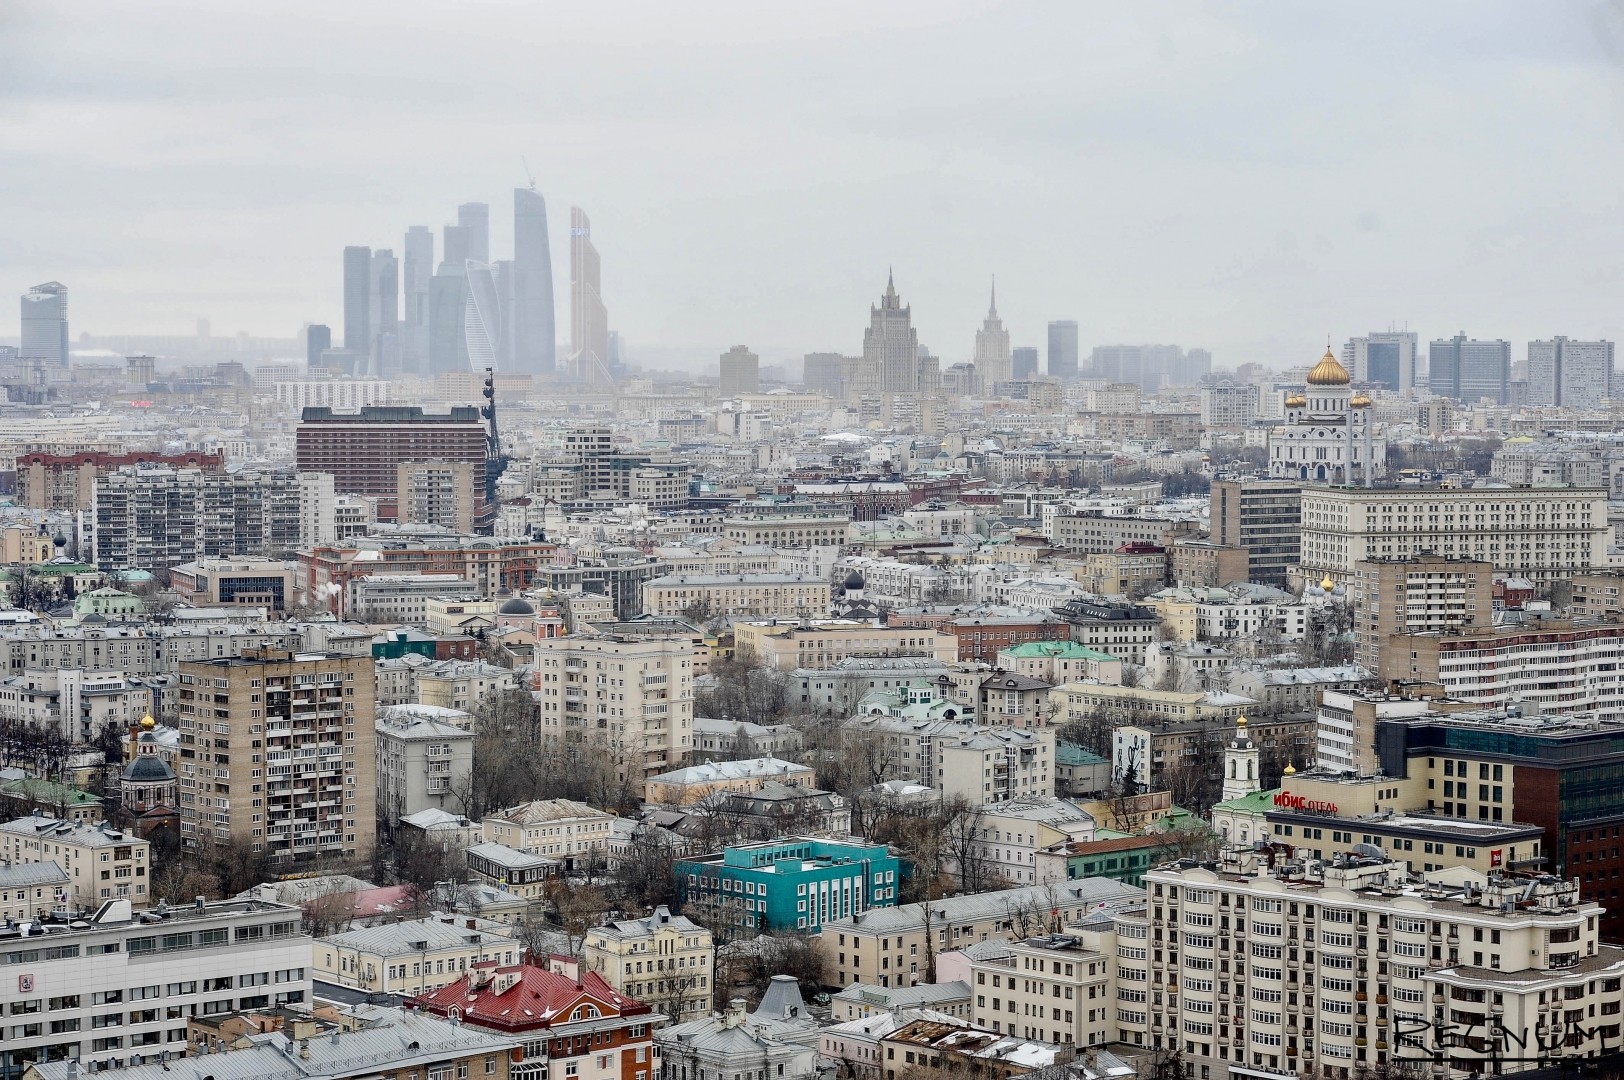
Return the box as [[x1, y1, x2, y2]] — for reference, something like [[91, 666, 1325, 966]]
[[5, 1, 1624, 372]]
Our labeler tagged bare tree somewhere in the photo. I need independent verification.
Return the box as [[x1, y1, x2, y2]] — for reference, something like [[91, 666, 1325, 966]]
[[941, 800, 1004, 894], [545, 878, 609, 958], [611, 824, 682, 911]]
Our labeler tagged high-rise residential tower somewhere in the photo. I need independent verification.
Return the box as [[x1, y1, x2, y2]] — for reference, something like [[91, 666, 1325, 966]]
[[570, 206, 611, 385], [865, 271, 921, 393], [457, 202, 489, 265], [719, 345, 760, 396], [178, 649, 375, 862], [1428, 333, 1511, 404], [342, 246, 371, 354], [973, 278, 1012, 390], [1342, 330, 1418, 392], [1528, 336, 1615, 409], [511, 186, 556, 375], [19, 282, 69, 368], [1047, 320, 1078, 379]]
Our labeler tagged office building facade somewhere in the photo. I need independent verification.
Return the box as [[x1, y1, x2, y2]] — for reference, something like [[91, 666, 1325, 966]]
[[1047, 320, 1078, 380], [511, 186, 556, 376], [1342, 331, 1418, 392], [1012, 346, 1038, 380], [305, 324, 331, 370], [1429, 333, 1511, 404], [1528, 336, 1615, 410], [1209, 479, 1301, 588], [19, 282, 68, 368], [1297, 484, 1609, 585]]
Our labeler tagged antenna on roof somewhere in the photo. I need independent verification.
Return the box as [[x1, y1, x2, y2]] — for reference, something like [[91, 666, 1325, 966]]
[[522, 158, 537, 192]]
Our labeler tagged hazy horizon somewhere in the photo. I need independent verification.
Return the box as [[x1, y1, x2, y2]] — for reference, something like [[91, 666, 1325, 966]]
[[7, 2, 1624, 373]]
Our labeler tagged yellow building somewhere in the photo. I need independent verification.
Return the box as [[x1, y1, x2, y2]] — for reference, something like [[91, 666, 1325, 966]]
[[1139, 594, 1197, 643], [584, 905, 714, 1020]]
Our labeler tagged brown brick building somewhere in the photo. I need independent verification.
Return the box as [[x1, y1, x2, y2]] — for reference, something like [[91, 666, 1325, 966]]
[[1350, 553, 1494, 673], [296, 405, 488, 526]]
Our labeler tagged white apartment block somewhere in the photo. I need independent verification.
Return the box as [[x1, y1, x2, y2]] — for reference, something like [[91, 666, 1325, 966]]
[[950, 934, 1114, 1047], [641, 574, 829, 619], [375, 709, 474, 821], [533, 633, 695, 779], [938, 726, 1054, 806], [0, 898, 310, 1077], [1298, 485, 1609, 585], [1195, 599, 1307, 643], [1386, 623, 1624, 720], [959, 796, 1097, 887], [1527, 337, 1615, 410], [349, 574, 479, 623], [1120, 849, 1624, 1080], [847, 714, 1053, 805], [274, 379, 394, 414], [0, 668, 148, 744], [0, 817, 150, 909], [1200, 383, 1261, 427], [480, 799, 617, 868], [313, 914, 520, 998]]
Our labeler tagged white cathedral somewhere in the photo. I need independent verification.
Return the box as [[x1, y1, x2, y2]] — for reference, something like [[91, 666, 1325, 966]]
[[1268, 348, 1386, 485]]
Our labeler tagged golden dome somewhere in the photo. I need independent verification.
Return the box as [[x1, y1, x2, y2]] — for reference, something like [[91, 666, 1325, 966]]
[[140, 714, 156, 730], [1321, 574, 1336, 592], [1285, 392, 1307, 409], [1350, 391, 1372, 408], [1236, 714, 1247, 729], [1283, 761, 1296, 776], [1307, 348, 1351, 386]]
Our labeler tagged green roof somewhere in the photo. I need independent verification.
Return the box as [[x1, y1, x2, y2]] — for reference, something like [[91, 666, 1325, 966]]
[[1, 778, 100, 806], [1056, 742, 1108, 766], [1210, 787, 1282, 814], [26, 563, 96, 577], [1000, 641, 1119, 661]]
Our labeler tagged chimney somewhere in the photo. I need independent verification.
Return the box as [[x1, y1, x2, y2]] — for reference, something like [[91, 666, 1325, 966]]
[[299, 1039, 311, 1060], [723, 999, 748, 1029]]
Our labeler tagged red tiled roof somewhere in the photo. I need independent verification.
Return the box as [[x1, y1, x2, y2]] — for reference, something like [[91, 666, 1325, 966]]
[[411, 964, 650, 1033]]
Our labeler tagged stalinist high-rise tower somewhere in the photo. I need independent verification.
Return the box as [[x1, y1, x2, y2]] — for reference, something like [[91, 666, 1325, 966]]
[[973, 277, 1012, 390], [865, 271, 921, 393]]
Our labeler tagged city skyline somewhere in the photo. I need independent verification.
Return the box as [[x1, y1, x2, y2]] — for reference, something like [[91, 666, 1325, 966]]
[[7, 4, 1624, 370]]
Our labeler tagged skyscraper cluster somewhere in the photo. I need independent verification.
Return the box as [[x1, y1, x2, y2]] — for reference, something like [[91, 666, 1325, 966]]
[[331, 187, 558, 379]]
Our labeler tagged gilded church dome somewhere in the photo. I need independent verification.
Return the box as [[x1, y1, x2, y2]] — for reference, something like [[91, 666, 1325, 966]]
[[1350, 391, 1372, 407], [1284, 393, 1307, 409], [1307, 348, 1351, 386]]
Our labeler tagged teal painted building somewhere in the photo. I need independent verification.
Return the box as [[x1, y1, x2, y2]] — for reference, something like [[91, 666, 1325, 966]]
[[676, 836, 901, 935]]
